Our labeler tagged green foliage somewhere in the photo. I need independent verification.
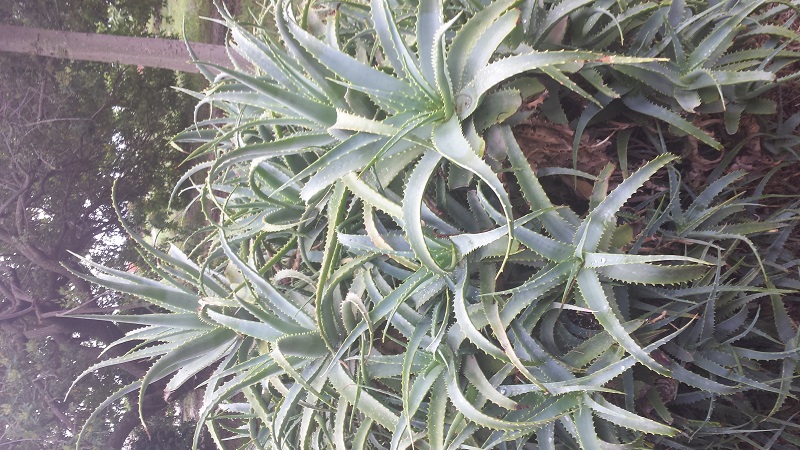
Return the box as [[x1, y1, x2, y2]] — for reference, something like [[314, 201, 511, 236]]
[[0, 0, 166, 33], [0, 0, 199, 447], [76, 0, 800, 448], [127, 418, 215, 449], [509, 0, 800, 158], [0, 327, 123, 449]]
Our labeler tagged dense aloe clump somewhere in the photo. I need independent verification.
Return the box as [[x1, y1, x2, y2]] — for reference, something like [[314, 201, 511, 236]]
[[71, 0, 800, 448]]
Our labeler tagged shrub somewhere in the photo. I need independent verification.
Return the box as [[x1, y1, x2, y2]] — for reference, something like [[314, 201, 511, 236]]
[[72, 0, 800, 448]]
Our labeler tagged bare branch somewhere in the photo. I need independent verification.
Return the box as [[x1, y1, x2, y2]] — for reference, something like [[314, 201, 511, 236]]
[[33, 380, 74, 433], [0, 305, 35, 321], [0, 25, 237, 73], [25, 117, 94, 127], [36, 78, 45, 121]]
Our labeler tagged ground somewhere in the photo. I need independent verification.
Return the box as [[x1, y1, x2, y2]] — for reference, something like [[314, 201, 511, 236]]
[[158, 0, 253, 44]]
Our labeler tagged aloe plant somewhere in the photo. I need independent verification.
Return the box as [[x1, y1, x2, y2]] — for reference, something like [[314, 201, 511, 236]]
[[498, 0, 800, 167], [70, 0, 800, 448]]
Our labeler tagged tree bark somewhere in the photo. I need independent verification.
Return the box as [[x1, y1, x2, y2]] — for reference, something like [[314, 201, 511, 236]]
[[106, 389, 170, 450], [0, 25, 234, 73], [107, 408, 144, 450]]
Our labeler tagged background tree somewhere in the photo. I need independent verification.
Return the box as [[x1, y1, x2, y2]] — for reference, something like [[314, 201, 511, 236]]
[[0, 0, 221, 447], [0, 24, 233, 73]]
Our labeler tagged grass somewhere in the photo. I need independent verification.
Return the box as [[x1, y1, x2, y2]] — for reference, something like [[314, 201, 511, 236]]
[[160, 0, 215, 43], [155, 0, 267, 91], [158, 0, 268, 43]]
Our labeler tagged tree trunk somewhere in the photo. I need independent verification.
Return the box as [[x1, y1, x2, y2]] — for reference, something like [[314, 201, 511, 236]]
[[0, 25, 234, 73]]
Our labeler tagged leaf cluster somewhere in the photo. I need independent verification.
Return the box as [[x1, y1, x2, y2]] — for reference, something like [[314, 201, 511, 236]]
[[74, 0, 800, 449]]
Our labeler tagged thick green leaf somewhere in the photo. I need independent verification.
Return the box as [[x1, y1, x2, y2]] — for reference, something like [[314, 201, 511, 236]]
[[456, 51, 599, 118], [576, 268, 670, 376], [329, 363, 400, 431], [585, 394, 678, 435], [623, 96, 721, 149], [598, 263, 708, 285]]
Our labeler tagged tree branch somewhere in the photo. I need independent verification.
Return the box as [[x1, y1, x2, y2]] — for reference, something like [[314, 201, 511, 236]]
[[0, 170, 32, 221], [0, 25, 239, 73], [0, 305, 34, 321], [106, 408, 142, 450], [33, 379, 74, 433]]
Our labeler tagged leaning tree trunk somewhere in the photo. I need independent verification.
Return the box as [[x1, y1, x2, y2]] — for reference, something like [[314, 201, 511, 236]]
[[0, 25, 233, 73]]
